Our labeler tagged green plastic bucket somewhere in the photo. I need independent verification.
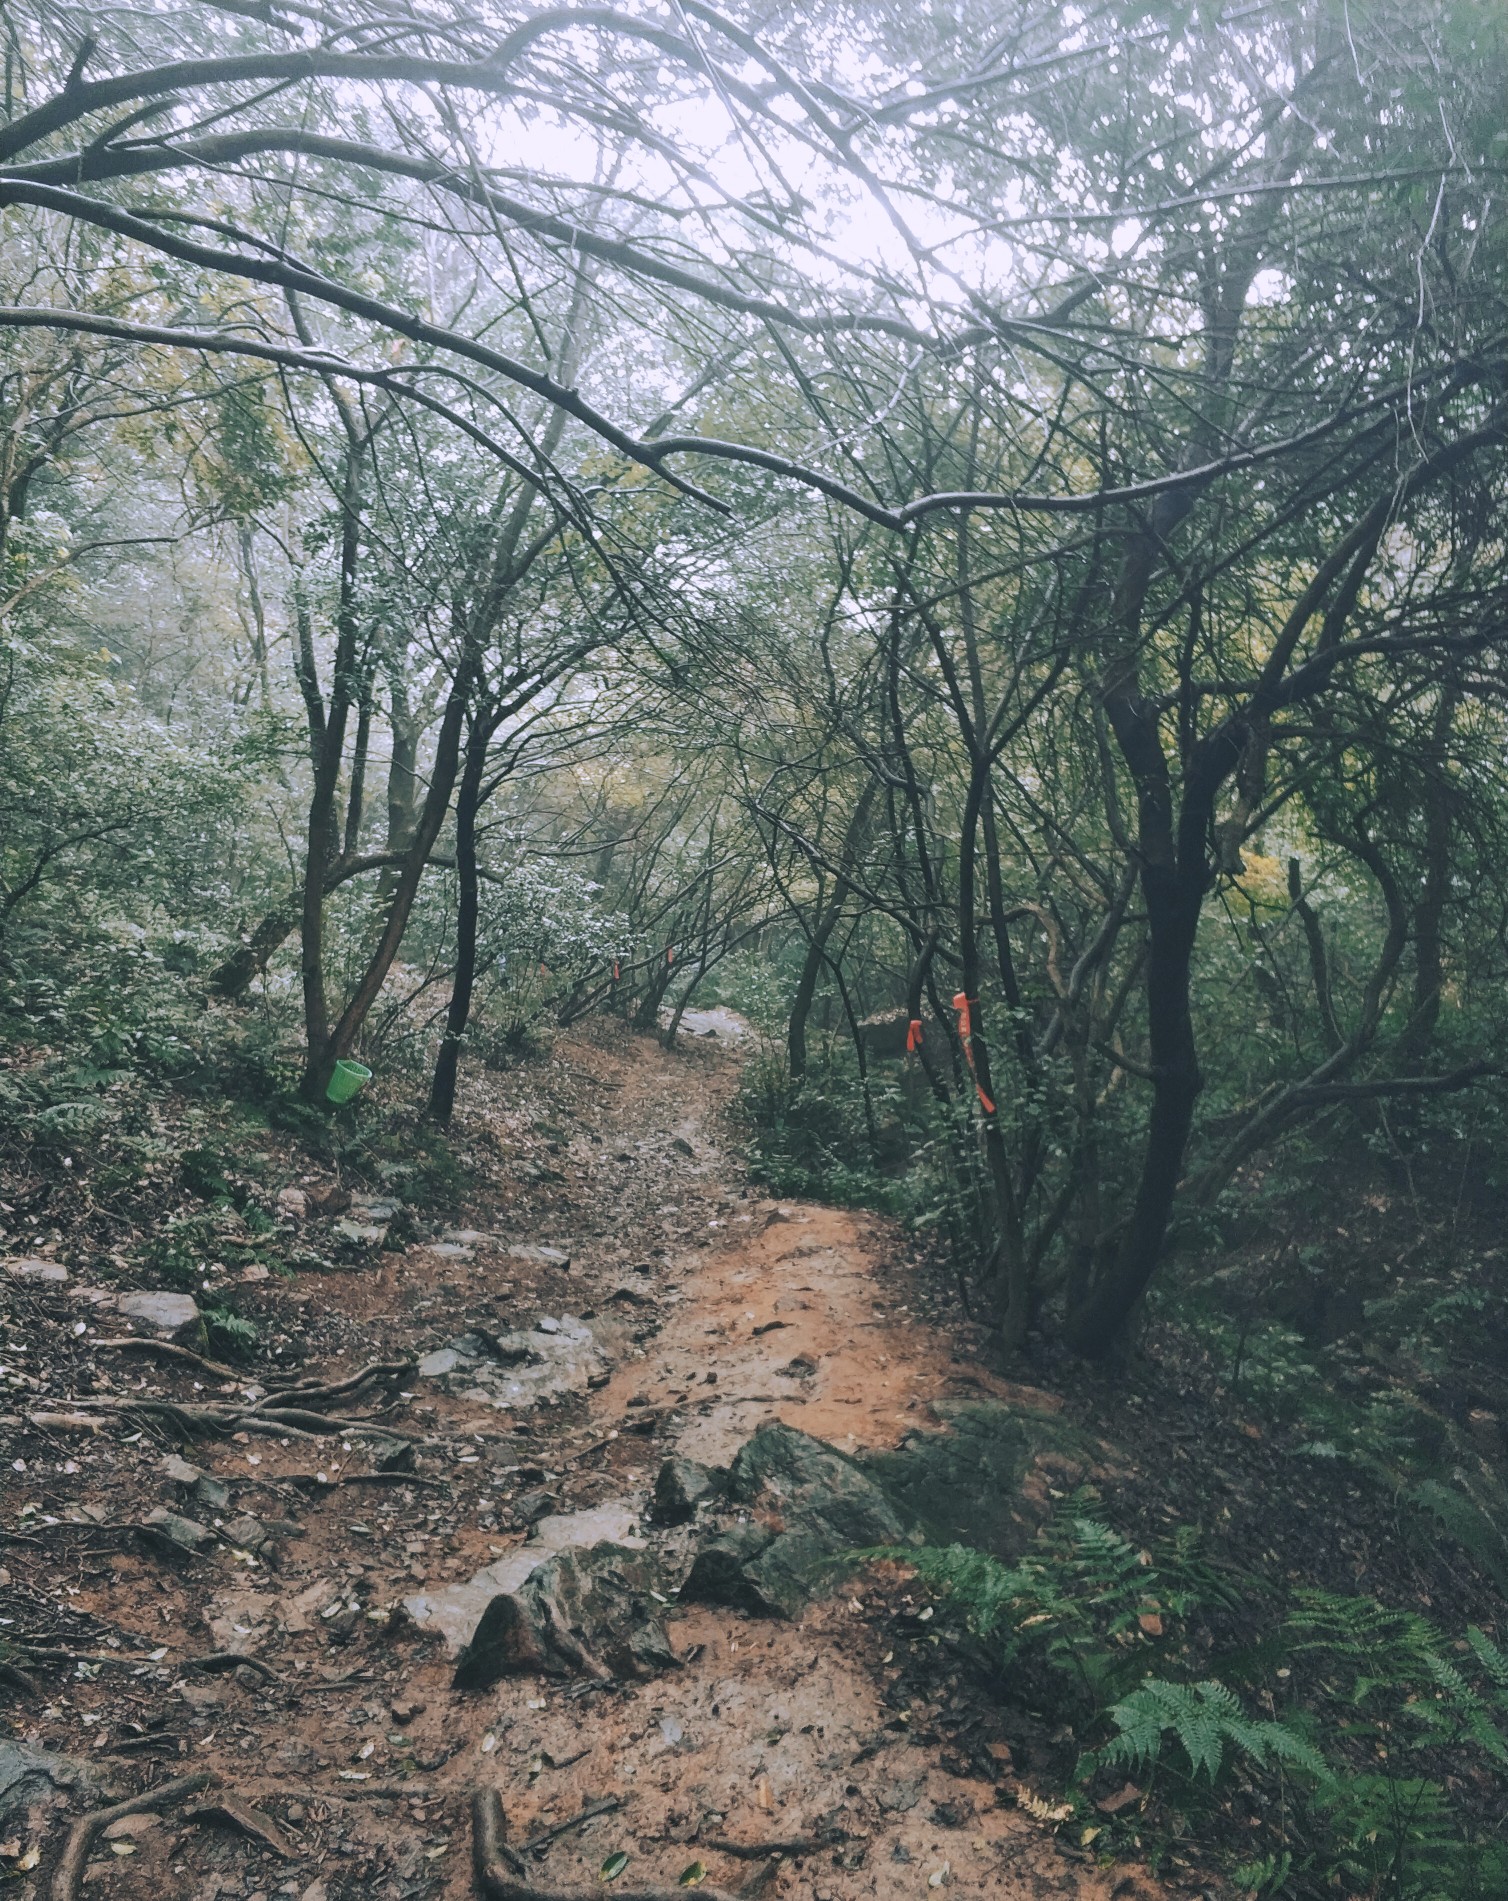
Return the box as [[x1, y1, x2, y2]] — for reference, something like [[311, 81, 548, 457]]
[[326, 1060, 372, 1105]]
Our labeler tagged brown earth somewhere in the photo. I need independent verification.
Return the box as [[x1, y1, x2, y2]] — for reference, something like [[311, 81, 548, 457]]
[[1, 1020, 1193, 1901]]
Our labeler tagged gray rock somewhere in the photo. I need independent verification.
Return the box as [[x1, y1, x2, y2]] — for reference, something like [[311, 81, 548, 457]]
[[404, 1500, 644, 1652], [649, 1456, 725, 1526], [4, 1257, 68, 1285], [507, 1243, 571, 1268], [193, 1473, 232, 1513], [681, 1424, 916, 1618], [275, 1187, 308, 1220], [427, 1240, 473, 1261], [0, 1739, 103, 1833], [453, 1542, 676, 1687], [414, 1316, 615, 1412], [162, 1453, 203, 1487], [680, 1523, 780, 1613], [116, 1290, 203, 1343], [137, 1507, 217, 1559], [512, 1487, 557, 1526], [223, 1514, 272, 1553], [332, 1217, 387, 1248], [416, 1346, 462, 1378]]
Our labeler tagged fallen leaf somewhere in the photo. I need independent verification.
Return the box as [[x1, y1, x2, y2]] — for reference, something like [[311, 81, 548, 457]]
[[678, 1863, 707, 1888], [1137, 1611, 1164, 1637], [754, 1776, 773, 1812], [1094, 1782, 1143, 1816], [600, 1850, 631, 1882]]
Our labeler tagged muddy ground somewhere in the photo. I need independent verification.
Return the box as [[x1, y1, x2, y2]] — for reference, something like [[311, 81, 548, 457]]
[[1, 1020, 1194, 1901]]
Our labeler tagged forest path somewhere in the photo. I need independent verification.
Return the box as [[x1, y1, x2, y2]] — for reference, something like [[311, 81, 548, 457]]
[[21, 1022, 1172, 1901], [398, 1023, 1166, 1901]]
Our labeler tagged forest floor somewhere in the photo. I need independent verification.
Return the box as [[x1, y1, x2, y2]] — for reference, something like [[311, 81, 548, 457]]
[[1, 1019, 1197, 1901]]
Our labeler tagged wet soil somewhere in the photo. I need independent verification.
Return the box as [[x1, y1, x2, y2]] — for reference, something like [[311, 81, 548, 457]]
[[1, 1021, 1188, 1901]]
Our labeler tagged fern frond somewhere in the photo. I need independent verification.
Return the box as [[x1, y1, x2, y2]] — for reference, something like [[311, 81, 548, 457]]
[[1102, 1679, 1333, 1786]]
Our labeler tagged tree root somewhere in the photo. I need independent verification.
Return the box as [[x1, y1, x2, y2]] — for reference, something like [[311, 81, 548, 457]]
[[28, 1359, 417, 1445], [48, 1770, 216, 1901], [0, 1658, 41, 1697], [472, 1789, 768, 1901], [699, 1836, 842, 1859], [185, 1651, 280, 1682], [93, 1338, 241, 1380]]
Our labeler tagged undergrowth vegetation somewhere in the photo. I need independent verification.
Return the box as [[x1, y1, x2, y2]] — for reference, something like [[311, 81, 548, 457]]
[[868, 1511, 1508, 1899]]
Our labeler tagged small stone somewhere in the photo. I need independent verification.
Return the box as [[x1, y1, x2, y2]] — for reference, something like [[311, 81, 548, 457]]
[[0, 1740, 102, 1833], [670, 1137, 695, 1157], [333, 1218, 387, 1248], [417, 1347, 462, 1378], [351, 1198, 399, 1222], [536, 1317, 561, 1335], [224, 1514, 270, 1552], [275, 1187, 308, 1220], [4, 1257, 68, 1285], [441, 1228, 488, 1245], [512, 1488, 557, 1526], [192, 1473, 231, 1513], [427, 1240, 473, 1261], [161, 1454, 203, 1487], [507, 1244, 571, 1268], [137, 1507, 217, 1558], [649, 1456, 724, 1526], [116, 1291, 202, 1343]]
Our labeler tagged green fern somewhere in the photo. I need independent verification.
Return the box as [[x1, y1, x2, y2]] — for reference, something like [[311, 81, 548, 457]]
[[1100, 1678, 1332, 1785]]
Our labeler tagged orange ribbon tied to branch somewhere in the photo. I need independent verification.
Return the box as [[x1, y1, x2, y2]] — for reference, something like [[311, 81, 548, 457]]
[[905, 1018, 924, 1055], [612, 960, 621, 982], [951, 992, 996, 1116]]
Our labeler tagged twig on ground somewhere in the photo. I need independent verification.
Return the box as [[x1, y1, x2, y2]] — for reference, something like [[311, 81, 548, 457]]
[[521, 1795, 622, 1853], [472, 1788, 753, 1901]]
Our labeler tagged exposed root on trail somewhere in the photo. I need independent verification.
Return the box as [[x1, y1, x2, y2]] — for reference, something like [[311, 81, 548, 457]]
[[20, 1357, 417, 1442], [48, 1771, 217, 1901], [471, 1790, 764, 1901]]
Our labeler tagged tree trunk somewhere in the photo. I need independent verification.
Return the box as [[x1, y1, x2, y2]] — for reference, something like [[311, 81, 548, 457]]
[[302, 611, 480, 1099], [1062, 862, 1204, 1356], [787, 896, 841, 1081], [210, 899, 299, 1000], [428, 719, 486, 1125]]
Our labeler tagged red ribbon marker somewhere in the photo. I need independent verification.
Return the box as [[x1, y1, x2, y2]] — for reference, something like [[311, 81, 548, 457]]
[[951, 992, 996, 1115], [905, 1018, 924, 1055], [612, 961, 621, 982], [666, 946, 675, 965]]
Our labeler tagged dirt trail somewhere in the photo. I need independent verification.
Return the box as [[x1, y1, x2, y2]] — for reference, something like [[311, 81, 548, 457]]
[[6, 1023, 1174, 1901]]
